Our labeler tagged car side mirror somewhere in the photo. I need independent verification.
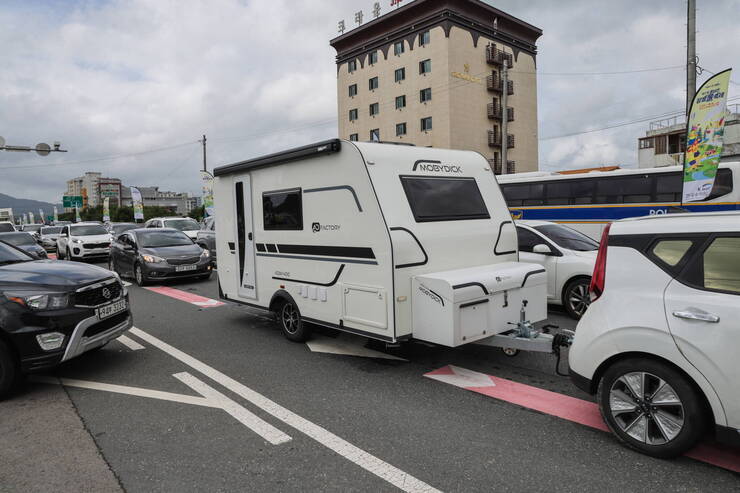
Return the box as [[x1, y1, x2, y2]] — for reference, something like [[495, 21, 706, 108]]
[[533, 244, 552, 255]]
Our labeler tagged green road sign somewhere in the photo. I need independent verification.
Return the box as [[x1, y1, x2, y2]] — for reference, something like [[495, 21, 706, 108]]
[[62, 196, 83, 208]]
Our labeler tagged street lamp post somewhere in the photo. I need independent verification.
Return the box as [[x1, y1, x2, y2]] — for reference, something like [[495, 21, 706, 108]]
[[0, 136, 68, 155]]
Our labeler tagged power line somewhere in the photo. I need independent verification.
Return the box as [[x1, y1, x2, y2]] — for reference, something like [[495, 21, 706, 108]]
[[511, 65, 685, 76]]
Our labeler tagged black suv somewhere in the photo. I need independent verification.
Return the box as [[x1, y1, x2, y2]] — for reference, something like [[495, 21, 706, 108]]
[[0, 240, 132, 399]]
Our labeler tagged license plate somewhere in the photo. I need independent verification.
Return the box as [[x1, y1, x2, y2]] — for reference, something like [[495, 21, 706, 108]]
[[97, 299, 127, 320], [175, 264, 198, 272]]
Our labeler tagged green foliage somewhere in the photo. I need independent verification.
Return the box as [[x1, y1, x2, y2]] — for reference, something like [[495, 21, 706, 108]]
[[188, 205, 205, 222], [58, 205, 182, 223]]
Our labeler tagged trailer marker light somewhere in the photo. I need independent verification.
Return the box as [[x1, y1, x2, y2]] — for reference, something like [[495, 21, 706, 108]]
[[397, 296, 407, 302]]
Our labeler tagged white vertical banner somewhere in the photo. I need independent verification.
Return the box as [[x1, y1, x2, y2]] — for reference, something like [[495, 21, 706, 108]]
[[131, 187, 144, 221], [38, 208, 44, 223], [29, 211, 35, 224], [103, 197, 110, 222], [53, 206, 59, 223]]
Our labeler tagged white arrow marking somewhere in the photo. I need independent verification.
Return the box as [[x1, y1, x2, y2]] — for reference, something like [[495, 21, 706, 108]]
[[306, 334, 407, 361]]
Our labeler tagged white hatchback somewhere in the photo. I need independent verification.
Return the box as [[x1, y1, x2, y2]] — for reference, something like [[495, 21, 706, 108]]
[[569, 211, 740, 458], [516, 221, 597, 319]]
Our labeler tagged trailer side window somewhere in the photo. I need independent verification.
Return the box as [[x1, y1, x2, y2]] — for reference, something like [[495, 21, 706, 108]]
[[263, 189, 303, 231], [400, 176, 490, 222]]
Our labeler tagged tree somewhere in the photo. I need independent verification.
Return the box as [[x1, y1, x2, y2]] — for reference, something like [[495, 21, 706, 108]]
[[188, 205, 205, 222]]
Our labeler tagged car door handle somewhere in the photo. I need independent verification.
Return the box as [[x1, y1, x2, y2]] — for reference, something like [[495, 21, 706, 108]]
[[672, 309, 720, 323]]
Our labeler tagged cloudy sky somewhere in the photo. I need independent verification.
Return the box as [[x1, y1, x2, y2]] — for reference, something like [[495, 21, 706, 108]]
[[1, 0, 738, 202]]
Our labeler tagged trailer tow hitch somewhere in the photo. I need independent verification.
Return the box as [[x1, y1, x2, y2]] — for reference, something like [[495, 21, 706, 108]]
[[551, 330, 575, 377]]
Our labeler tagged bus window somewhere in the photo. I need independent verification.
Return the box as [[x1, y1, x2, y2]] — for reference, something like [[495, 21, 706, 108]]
[[502, 184, 529, 206], [655, 172, 682, 202], [621, 175, 653, 203], [545, 181, 571, 205], [701, 169, 733, 201], [524, 184, 544, 205], [571, 179, 594, 204]]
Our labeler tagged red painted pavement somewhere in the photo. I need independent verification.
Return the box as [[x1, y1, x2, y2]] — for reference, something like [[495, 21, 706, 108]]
[[425, 365, 740, 473], [144, 286, 224, 308]]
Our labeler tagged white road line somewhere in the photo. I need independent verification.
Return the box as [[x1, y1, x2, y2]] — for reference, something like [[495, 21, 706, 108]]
[[174, 372, 292, 445], [130, 327, 440, 493], [117, 334, 145, 351], [30, 375, 219, 408]]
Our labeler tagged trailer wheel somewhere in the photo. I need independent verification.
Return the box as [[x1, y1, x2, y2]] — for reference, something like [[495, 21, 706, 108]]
[[501, 347, 519, 357], [278, 299, 310, 342]]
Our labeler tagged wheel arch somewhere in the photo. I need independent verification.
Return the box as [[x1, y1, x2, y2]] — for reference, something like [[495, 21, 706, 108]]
[[560, 274, 591, 306], [269, 289, 298, 313], [590, 351, 720, 430]]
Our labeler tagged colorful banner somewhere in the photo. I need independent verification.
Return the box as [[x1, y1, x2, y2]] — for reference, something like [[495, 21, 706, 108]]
[[201, 171, 215, 218], [682, 69, 732, 203], [103, 197, 110, 223], [75, 207, 81, 223], [53, 206, 59, 223], [131, 187, 144, 221]]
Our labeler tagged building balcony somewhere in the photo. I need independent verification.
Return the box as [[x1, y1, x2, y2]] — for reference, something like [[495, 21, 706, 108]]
[[486, 74, 514, 95], [487, 130, 515, 148], [486, 45, 513, 67], [487, 103, 515, 122], [487, 155, 516, 175]]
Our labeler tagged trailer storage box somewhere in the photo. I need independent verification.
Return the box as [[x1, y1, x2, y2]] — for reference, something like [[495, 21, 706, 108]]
[[411, 262, 547, 347]]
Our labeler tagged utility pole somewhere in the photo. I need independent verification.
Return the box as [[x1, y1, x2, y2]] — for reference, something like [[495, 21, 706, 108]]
[[686, 0, 697, 114], [201, 134, 207, 172], [500, 60, 509, 174]]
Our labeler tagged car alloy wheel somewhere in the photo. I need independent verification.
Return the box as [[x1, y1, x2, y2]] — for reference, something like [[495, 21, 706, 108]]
[[135, 264, 146, 286], [608, 371, 684, 445], [565, 279, 591, 319]]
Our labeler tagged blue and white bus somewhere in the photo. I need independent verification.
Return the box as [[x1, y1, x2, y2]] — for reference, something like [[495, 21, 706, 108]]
[[497, 162, 740, 239]]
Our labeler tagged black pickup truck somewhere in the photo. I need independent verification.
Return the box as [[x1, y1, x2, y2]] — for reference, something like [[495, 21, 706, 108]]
[[0, 240, 132, 399]]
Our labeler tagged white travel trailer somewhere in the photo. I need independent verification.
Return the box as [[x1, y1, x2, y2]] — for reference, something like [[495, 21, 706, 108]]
[[214, 139, 553, 350]]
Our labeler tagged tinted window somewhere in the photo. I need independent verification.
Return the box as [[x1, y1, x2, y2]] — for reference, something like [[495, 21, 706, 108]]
[[701, 168, 733, 201], [41, 227, 62, 234], [655, 172, 683, 202], [263, 189, 303, 230], [137, 230, 193, 248], [702, 237, 740, 294], [70, 225, 109, 235], [164, 219, 199, 231], [400, 176, 490, 222], [571, 180, 595, 204], [0, 223, 15, 232], [545, 181, 571, 205], [652, 240, 693, 266], [0, 241, 33, 264], [112, 223, 138, 235], [501, 184, 529, 206], [516, 227, 544, 253], [534, 224, 599, 251], [0, 233, 36, 246]]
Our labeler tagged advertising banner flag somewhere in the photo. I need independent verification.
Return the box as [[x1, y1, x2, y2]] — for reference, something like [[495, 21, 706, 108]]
[[131, 187, 144, 221], [103, 197, 110, 223], [53, 206, 58, 223], [75, 207, 81, 223], [29, 211, 35, 224], [682, 69, 732, 203], [201, 171, 215, 218], [38, 209, 44, 222]]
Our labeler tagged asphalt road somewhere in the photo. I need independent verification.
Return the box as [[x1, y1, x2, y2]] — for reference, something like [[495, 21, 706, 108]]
[[2, 262, 739, 492]]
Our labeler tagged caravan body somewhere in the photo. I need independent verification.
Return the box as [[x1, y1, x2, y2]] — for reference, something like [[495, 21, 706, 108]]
[[214, 140, 546, 346]]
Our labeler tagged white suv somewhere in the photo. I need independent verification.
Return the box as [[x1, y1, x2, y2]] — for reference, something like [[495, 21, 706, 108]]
[[144, 217, 200, 240], [57, 223, 113, 261], [569, 211, 740, 458]]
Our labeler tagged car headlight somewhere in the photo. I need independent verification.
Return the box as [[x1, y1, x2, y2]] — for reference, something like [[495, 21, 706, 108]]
[[7, 292, 69, 310], [141, 254, 165, 264], [71, 238, 83, 244], [200, 248, 210, 258]]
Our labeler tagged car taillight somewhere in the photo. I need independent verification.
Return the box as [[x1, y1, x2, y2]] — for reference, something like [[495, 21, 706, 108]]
[[589, 223, 611, 302]]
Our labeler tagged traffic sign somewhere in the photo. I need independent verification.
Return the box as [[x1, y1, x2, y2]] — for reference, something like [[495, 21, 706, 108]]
[[63, 195, 83, 208]]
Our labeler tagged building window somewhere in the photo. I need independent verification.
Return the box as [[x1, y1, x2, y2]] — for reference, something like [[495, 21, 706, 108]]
[[394, 41, 405, 56], [369, 51, 378, 65], [370, 128, 380, 141], [349, 108, 358, 121], [395, 95, 406, 110], [420, 30, 430, 46], [396, 123, 407, 136], [348, 60, 357, 73], [394, 67, 406, 82], [349, 133, 359, 141], [655, 135, 667, 155], [419, 59, 431, 74], [369, 76, 379, 91], [348, 84, 357, 97], [420, 87, 432, 103], [369, 102, 380, 117], [421, 117, 433, 132], [639, 137, 654, 149], [263, 188, 303, 231]]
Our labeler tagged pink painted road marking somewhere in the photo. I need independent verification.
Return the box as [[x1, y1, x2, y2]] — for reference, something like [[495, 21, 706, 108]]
[[425, 365, 740, 473], [144, 286, 224, 308], [47, 253, 57, 260]]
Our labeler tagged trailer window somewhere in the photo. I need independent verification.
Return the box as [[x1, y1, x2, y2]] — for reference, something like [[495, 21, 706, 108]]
[[263, 189, 303, 230], [400, 176, 490, 222]]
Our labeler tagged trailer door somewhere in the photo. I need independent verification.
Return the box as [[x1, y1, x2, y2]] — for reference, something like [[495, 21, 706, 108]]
[[234, 176, 257, 299]]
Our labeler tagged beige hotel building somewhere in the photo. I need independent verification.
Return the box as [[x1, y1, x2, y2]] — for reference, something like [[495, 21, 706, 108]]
[[330, 0, 542, 174]]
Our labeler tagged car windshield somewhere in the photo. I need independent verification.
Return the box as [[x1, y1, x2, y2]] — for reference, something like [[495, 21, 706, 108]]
[[138, 230, 193, 248], [70, 225, 109, 236], [0, 233, 36, 246], [533, 224, 599, 251], [112, 223, 137, 235], [24, 225, 42, 232], [0, 223, 15, 232], [164, 219, 199, 231], [41, 227, 62, 235], [0, 241, 33, 265]]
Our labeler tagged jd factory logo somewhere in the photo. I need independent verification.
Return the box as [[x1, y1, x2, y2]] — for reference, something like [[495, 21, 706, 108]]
[[312, 222, 340, 233], [412, 160, 462, 174]]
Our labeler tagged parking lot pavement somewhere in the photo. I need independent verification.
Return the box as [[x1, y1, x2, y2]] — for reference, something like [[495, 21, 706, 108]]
[[2, 268, 739, 492]]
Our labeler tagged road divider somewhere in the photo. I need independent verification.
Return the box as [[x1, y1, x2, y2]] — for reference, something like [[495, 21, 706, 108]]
[[425, 365, 740, 473], [144, 286, 224, 308]]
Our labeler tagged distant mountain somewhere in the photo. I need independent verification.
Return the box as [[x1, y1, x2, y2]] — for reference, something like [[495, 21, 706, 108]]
[[0, 193, 63, 218]]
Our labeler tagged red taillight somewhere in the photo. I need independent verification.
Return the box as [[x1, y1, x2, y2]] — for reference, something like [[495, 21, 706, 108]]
[[589, 223, 612, 301]]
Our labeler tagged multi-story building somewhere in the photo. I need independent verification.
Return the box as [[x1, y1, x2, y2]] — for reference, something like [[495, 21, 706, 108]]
[[65, 172, 122, 211], [330, 0, 542, 174], [0, 208, 13, 224], [638, 104, 740, 168], [121, 186, 191, 215]]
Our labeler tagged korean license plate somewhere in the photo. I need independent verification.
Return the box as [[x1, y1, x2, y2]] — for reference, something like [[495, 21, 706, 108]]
[[175, 264, 198, 272], [97, 299, 127, 320]]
